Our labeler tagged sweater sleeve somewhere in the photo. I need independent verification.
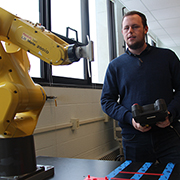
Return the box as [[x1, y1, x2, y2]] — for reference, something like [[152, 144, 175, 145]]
[[167, 51, 180, 122], [100, 63, 133, 125]]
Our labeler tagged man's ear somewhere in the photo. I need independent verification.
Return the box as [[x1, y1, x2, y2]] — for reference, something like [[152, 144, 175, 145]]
[[144, 25, 148, 34]]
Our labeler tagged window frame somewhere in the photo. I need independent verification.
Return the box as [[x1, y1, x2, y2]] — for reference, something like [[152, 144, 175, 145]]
[[32, 0, 116, 89]]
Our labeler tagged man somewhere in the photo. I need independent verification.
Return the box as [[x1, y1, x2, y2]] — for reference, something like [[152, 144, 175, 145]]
[[101, 11, 180, 163]]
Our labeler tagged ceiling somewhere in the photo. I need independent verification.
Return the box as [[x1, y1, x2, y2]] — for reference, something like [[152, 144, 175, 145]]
[[118, 0, 180, 48]]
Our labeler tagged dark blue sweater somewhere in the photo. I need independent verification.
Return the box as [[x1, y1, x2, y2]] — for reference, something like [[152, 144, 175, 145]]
[[101, 44, 180, 134]]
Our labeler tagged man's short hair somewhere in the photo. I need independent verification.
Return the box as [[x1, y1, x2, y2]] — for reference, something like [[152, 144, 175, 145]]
[[122, 11, 147, 28]]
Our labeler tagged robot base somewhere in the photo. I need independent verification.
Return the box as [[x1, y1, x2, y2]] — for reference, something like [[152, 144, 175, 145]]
[[0, 165, 54, 180], [0, 135, 54, 179]]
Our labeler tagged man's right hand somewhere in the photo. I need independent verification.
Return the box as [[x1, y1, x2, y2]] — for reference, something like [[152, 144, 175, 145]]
[[132, 118, 151, 132]]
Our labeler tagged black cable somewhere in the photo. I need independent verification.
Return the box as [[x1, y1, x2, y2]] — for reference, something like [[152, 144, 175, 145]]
[[170, 125, 180, 138]]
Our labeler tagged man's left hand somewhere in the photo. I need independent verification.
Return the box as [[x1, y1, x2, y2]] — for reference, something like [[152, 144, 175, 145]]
[[156, 114, 170, 128]]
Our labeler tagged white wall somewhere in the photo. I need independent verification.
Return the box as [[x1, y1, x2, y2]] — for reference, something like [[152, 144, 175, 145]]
[[33, 86, 119, 159]]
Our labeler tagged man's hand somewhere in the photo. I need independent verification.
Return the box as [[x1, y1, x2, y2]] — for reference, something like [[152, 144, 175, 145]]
[[132, 118, 151, 132], [156, 113, 171, 128], [132, 111, 171, 131]]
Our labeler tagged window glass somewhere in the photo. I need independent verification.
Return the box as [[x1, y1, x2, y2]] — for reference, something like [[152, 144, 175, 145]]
[[89, 0, 110, 84], [51, 0, 84, 79], [0, 0, 40, 78]]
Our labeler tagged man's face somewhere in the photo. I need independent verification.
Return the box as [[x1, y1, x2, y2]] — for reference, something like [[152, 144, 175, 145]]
[[122, 14, 148, 50]]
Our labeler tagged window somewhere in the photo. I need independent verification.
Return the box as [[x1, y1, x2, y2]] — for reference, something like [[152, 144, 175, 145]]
[[0, 0, 115, 88], [0, 0, 40, 78], [51, 0, 84, 79], [89, 0, 110, 84]]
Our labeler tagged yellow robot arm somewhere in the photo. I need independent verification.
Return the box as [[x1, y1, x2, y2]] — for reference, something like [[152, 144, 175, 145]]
[[0, 7, 93, 138], [0, 7, 93, 65]]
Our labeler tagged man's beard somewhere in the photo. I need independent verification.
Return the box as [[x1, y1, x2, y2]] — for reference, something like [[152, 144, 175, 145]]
[[127, 38, 145, 50]]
